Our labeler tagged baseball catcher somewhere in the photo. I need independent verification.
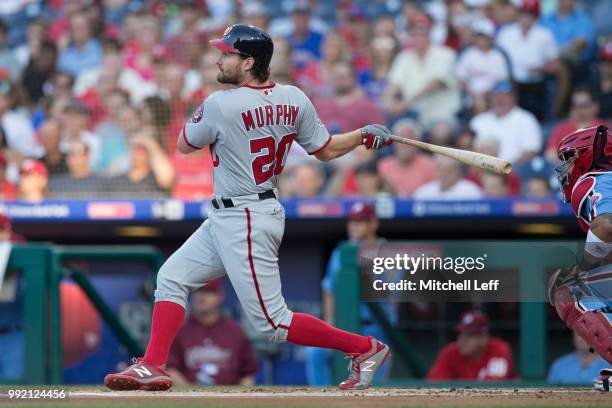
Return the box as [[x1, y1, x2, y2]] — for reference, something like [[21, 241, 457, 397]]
[[550, 124, 612, 391]]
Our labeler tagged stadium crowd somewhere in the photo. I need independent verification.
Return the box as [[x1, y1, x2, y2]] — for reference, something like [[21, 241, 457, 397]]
[[0, 0, 610, 201]]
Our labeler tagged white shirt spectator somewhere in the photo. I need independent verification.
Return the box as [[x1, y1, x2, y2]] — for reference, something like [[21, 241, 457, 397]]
[[413, 179, 483, 200], [470, 107, 542, 163], [455, 47, 510, 95], [388, 45, 461, 126], [2, 110, 42, 157], [496, 22, 559, 83]]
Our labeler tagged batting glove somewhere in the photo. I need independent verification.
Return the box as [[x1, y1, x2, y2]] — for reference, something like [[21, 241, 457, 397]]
[[361, 124, 393, 150]]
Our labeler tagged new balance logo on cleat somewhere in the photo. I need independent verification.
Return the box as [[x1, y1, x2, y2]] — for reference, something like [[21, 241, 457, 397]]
[[133, 367, 152, 378], [339, 337, 391, 390], [104, 359, 173, 391], [362, 360, 376, 372]]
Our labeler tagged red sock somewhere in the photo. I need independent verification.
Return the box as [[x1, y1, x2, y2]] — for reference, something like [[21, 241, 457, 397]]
[[142, 301, 185, 366], [287, 312, 371, 354]]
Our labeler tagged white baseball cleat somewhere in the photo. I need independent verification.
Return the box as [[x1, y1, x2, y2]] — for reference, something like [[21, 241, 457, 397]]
[[339, 337, 391, 390], [594, 368, 612, 392]]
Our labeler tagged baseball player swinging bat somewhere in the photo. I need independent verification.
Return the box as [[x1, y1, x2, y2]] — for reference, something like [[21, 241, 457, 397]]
[[389, 134, 512, 175]]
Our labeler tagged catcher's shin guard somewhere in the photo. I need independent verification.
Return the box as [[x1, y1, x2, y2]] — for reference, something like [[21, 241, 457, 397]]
[[554, 287, 612, 365]]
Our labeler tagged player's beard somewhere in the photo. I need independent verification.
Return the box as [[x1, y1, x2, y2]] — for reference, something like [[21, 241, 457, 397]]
[[217, 68, 241, 85]]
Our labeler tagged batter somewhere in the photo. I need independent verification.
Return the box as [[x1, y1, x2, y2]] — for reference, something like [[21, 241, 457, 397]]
[[105, 24, 391, 391]]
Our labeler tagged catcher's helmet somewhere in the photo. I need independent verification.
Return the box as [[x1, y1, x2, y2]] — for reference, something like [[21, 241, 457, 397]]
[[555, 125, 612, 202], [209, 24, 273, 71]]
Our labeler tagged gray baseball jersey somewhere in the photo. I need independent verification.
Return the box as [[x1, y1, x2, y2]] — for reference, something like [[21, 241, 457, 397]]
[[180, 83, 331, 196], [157, 82, 331, 344]]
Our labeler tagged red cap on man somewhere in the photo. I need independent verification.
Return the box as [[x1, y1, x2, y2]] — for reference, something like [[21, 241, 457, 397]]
[[455, 310, 490, 335], [19, 160, 48, 178], [519, 0, 540, 16], [348, 201, 377, 220]]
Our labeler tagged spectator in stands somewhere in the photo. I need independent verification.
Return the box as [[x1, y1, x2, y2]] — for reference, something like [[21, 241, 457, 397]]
[[378, 119, 437, 197], [454, 126, 476, 151], [57, 12, 103, 78], [22, 41, 57, 106], [286, 2, 325, 70], [242, 2, 269, 32], [163, 0, 205, 67], [353, 160, 387, 197], [314, 61, 385, 135], [364, 35, 399, 107], [524, 177, 553, 198], [60, 101, 102, 169], [0, 153, 16, 200], [545, 87, 607, 162], [0, 77, 41, 159], [74, 39, 156, 107], [48, 139, 108, 198], [298, 32, 353, 97], [468, 137, 521, 196], [49, 0, 86, 46], [333, 4, 371, 67], [383, 12, 460, 126], [427, 310, 516, 381], [305, 201, 391, 386], [38, 119, 68, 176], [414, 154, 483, 200], [166, 279, 258, 385], [108, 131, 175, 197], [470, 81, 542, 164], [540, 0, 596, 77], [495, 0, 560, 121], [161, 63, 191, 150], [18, 159, 47, 202], [15, 19, 47, 70], [482, 173, 510, 198], [140, 96, 172, 147], [324, 145, 378, 197], [490, 0, 521, 28], [268, 37, 294, 86], [291, 161, 324, 198], [444, 0, 474, 52], [426, 119, 458, 147], [123, 15, 164, 83], [597, 40, 612, 121], [455, 18, 510, 115], [93, 90, 133, 175], [0, 20, 20, 81], [548, 331, 608, 385], [48, 71, 75, 101]]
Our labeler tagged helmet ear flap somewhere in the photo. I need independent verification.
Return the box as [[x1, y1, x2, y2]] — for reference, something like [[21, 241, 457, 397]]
[[591, 125, 610, 169]]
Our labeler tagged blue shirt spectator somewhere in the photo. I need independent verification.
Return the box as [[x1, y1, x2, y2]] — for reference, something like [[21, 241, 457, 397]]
[[286, 4, 324, 70], [57, 12, 103, 77], [548, 353, 608, 385], [288, 30, 324, 70], [540, 1, 596, 63], [57, 38, 103, 78], [548, 331, 609, 385]]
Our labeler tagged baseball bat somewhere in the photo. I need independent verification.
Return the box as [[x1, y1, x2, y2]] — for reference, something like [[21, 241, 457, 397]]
[[389, 134, 512, 175]]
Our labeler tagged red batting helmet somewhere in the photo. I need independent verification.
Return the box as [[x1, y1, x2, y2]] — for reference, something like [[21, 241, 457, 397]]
[[555, 125, 612, 202]]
